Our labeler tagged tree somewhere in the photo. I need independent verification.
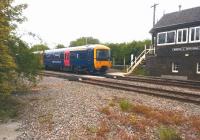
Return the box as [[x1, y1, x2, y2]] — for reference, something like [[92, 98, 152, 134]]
[[0, 0, 27, 96], [0, 45, 16, 95], [8, 37, 42, 85], [30, 44, 49, 52], [106, 39, 151, 65], [55, 44, 65, 49], [69, 37, 100, 47]]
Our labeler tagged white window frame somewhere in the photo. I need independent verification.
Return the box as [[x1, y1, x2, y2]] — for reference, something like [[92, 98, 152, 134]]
[[157, 30, 176, 46], [172, 62, 179, 73], [176, 28, 188, 44], [189, 26, 200, 43], [197, 63, 200, 74]]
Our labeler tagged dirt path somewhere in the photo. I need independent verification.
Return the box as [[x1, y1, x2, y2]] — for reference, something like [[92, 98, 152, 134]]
[[0, 121, 21, 140]]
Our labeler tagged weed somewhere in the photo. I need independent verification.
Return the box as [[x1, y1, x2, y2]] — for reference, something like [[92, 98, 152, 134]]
[[109, 101, 115, 107], [117, 129, 137, 140], [170, 113, 186, 125], [129, 115, 137, 125], [158, 126, 182, 140], [134, 119, 148, 132], [153, 111, 172, 124], [38, 113, 54, 131], [132, 104, 152, 116], [100, 106, 111, 115], [97, 120, 110, 137], [118, 115, 130, 125], [87, 125, 98, 133], [190, 116, 200, 132], [119, 99, 132, 111], [133, 104, 185, 125]]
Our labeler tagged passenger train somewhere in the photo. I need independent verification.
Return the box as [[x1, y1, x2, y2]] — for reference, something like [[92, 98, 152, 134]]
[[43, 44, 112, 73]]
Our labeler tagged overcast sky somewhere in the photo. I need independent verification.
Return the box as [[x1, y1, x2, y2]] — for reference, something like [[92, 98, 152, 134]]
[[16, 0, 200, 48]]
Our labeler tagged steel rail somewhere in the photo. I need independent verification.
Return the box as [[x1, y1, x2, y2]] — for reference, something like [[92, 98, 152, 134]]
[[41, 71, 200, 105]]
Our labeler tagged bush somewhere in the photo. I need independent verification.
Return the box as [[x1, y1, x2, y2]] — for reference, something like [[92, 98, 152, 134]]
[[119, 99, 132, 111], [0, 96, 21, 122], [158, 126, 182, 140]]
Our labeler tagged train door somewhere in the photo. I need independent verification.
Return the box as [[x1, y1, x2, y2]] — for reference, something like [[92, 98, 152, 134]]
[[87, 49, 95, 73], [64, 50, 70, 67]]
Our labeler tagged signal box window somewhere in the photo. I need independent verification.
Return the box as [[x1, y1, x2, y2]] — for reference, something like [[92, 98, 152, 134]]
[[197, 63, 200, 74], [190, 26, 200, 42], [158, 33, 166, 44], [172, 62, 180, 73], [177, 28, 188, 43], [157, 31, 176, 45], [167, 31, 175, 43]]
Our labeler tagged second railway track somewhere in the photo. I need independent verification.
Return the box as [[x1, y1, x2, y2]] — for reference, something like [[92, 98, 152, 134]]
[[107, 75, 200, 90], [41, 71, 200, 105]]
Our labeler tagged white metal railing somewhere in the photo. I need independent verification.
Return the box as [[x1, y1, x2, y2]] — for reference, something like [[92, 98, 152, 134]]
[[125, 45, 155, 75]]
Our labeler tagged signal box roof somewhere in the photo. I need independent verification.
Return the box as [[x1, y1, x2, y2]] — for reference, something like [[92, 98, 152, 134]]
[[150, 6, 200, 33]]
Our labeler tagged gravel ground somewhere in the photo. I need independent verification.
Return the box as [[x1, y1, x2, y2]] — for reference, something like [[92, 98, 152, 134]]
[[17, 76, 200, 139]]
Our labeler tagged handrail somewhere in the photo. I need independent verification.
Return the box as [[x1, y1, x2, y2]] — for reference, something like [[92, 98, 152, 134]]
[[126, 45, 154, 75]]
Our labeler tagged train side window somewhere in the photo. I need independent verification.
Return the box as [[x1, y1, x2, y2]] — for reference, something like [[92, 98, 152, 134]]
[[54, 53, 60, 59], [172, 62, 179, 73], [197, 63, 200, 74], [70, 53, 76, 59], [50, 54, 54, 59], [60, 53, 64, 59]]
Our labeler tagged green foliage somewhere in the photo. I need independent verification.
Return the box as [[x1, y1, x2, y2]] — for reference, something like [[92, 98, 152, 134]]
[[158, 126, 182, 140], [0, 45, 16, 95], [0, 0, 42, 97], [119, 99, 132, 111], [55, 44, 65, 49], [0, 96, 21, 122], [106, 39, 151, 65], [30, 44, 49, 52], [8, 37, 43, 90], [132, 65, 149, 76], [0, 0, 27, 96], [69, 37, 100, 47]]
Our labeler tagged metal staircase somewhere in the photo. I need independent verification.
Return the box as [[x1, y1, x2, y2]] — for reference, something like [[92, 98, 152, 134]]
[[125, 45, 155, 75]]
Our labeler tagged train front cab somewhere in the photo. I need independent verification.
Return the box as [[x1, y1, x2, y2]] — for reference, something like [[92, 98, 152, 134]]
[[93, 45, 112, 73]]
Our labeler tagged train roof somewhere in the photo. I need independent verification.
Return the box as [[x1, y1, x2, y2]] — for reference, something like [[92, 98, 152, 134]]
[[44, 44, 109, 54]]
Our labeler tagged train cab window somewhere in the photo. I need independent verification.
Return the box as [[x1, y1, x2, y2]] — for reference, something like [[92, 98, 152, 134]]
[[96, 49, 110, 61], [177, 28, 188, 43], [197, 63, 200, 74], [172, 62, 180, 73]]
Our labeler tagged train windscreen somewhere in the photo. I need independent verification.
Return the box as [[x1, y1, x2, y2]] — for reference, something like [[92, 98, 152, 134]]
[[96, 49, 110, 61]]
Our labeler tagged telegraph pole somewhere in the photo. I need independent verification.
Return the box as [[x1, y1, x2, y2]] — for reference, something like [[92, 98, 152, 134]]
[[151, 3, 159, 27], [179, 5, 182, 11]]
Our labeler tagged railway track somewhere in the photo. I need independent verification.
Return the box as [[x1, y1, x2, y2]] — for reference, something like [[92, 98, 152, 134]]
[[41, 71, 200, 105], [106, 75, 200, 90]]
